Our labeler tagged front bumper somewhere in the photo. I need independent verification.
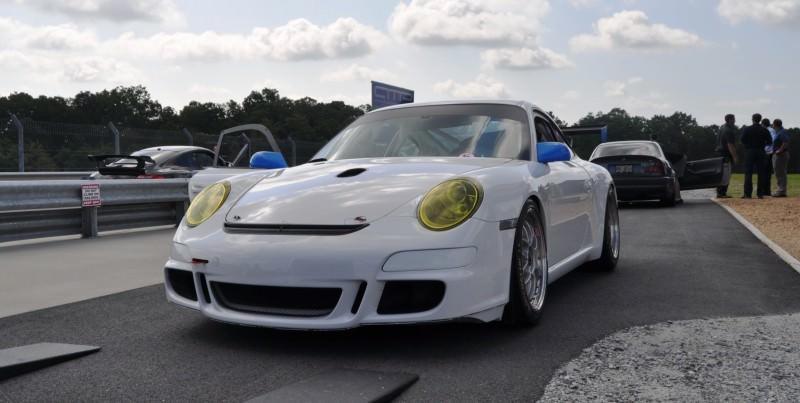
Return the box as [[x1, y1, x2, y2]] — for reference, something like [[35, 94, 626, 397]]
[[613, 176, 673, 201], [164, 217, 514, 329]]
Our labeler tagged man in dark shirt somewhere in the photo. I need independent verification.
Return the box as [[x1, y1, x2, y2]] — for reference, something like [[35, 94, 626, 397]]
[[715, 114, 739, 198], [772, 119, 791, 197], [740, 113, 773, 198]]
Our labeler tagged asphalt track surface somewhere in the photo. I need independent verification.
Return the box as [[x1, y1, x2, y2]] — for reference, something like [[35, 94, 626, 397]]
[[2, 200, 800, 402]]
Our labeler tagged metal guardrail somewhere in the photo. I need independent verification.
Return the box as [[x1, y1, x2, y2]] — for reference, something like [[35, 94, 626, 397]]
[[0, 179, 188, 243], [0, 172, 92, 181]]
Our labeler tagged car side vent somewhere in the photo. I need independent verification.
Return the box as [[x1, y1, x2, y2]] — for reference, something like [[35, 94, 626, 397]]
[[337, 168, 366, 178]]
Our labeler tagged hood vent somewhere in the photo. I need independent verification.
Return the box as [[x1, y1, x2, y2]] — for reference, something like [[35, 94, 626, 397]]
[[337, 167, 366, 178]]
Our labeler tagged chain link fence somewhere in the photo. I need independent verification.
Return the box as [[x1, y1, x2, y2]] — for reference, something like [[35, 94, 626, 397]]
[[0, 117, 326, 172]]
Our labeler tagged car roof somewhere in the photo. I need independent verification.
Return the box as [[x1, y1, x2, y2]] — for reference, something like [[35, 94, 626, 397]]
[[370, 99, 542, 114], [137, 146, 211, 153], [597, 140, 660, 146]]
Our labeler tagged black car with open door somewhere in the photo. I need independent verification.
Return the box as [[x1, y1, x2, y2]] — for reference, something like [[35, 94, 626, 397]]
[[590, 141, 726, 206]]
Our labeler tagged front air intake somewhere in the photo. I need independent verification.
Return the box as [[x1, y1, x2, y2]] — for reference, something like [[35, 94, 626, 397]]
[[377, 281, 445, 315]]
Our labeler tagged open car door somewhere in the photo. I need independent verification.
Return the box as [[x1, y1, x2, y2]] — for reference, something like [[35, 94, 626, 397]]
[[678, 156, 727, 190], [212, 124, 283, 168]]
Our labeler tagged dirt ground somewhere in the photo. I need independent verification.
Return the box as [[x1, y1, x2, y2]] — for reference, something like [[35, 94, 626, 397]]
[[718, 197, 800, 260]]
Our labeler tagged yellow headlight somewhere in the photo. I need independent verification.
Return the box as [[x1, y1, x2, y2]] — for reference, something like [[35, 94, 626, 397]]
[[418, 178, 483, 231], [186, 181, 230, 227]]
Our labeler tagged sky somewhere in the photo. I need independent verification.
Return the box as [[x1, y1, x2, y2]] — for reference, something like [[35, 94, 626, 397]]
[[0, 0, 798, 126]]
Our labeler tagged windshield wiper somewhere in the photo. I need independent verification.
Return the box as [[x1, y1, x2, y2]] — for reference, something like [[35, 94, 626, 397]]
[[307, 158, 327, 163]]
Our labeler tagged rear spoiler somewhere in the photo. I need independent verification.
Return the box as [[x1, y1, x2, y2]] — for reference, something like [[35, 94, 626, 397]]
[[562, 125, 608, 142], [88, 154, 155, 176]]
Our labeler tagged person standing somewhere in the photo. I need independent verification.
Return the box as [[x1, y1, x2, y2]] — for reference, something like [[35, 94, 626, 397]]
[[740, 113, 772, 199], [760, 118, 776, 197], [715, 114, 739, 198], [771, 119, 791, 197]]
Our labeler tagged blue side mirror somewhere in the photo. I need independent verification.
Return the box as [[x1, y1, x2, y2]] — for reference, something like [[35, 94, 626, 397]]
[[250, 151, 288, 169], [537, 142, 571, 164]]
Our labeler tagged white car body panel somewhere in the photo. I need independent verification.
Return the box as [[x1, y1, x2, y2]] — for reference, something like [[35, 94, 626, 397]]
[[165, 100, 615, 329], [189, 167, 262, 200]]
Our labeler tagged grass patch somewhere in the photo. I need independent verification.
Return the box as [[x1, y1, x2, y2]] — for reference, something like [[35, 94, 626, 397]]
[[726, 173, 800, 197]]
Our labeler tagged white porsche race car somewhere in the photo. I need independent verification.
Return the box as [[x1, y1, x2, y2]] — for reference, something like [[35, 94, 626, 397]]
[[164, 100, 619, 330]]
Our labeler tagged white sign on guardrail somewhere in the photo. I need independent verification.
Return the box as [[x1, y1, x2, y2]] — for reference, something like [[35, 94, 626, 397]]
[[81, 183, 101, 207]]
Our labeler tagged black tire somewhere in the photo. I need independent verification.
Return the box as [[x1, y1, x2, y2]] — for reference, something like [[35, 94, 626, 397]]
[[590, 188, 620, 271], [660, 179, 679, 207], [661, 179, 683, 207], [503, 200, 548, 326]]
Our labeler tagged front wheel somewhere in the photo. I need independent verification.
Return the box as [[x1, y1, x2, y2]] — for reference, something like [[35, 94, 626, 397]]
[[503, 200, 548, 325], [590, 188, 620, 271]]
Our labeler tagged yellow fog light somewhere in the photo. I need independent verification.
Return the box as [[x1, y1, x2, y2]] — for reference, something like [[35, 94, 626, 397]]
[[418, 178, 483, 231], [186, 181, 230, 227]]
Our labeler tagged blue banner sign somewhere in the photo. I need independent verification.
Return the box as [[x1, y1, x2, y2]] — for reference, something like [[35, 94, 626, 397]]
[[371, 81, 414, 109]]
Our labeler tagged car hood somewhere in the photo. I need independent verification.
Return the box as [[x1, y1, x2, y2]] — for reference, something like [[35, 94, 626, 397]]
[[225, 157, 509, 225]]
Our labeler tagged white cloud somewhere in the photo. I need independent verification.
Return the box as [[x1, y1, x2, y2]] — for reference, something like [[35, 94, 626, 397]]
[[0, 50, 35, 70], [0, 18, 97, 50], [603, 78, 671, 112], [389, 0, 549, 46], [433, 74, 509, 98], [716, 97, 775, 108], [481, 46, 573, 70], [188, 84, 232, 98], [604, 77, 643, 97], [764, 82, 786, 92], [320, 64, 398, 82], [570, 10, 701, 51], [10, 0, 186, 26], [567, 0, 600, 8], [109, 18, 386, 62], [561, 90, 581, 100], [62, 57, 141, 83], [717, 0, 800, 25]]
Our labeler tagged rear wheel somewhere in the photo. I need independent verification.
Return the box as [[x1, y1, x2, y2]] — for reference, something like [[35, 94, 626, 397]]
[[590, 188, 620, 271], [660, 178, 680, 207], [503, 200, 548, 325]]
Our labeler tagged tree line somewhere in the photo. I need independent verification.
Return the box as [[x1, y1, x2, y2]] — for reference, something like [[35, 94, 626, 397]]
[[1, 86, 797, 172]]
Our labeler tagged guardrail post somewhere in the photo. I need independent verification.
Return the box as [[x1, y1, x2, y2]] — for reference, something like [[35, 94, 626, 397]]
[[11, 114, 24, 172], [182, 128, 194, 146], [175, 201, 187, 226], [108, 122, 120, 154], [81, 207, 98, 238]]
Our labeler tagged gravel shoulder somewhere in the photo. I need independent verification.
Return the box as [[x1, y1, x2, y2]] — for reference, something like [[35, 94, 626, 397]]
[[540, 314, 800, 402], [718, 197, 800, 261]]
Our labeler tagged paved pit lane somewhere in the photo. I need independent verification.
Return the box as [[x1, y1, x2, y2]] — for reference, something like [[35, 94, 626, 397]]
[[1, 200, 800, 402]]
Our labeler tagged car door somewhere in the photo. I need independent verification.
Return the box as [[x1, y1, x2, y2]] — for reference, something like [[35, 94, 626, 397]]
[[678, 156, 726, 190], [534, 114, 593, 265]]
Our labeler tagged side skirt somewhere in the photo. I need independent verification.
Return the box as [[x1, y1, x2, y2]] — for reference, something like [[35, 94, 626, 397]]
[[547, 247, 593, 284]]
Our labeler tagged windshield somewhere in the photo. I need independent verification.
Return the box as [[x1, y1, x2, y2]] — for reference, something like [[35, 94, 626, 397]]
[[313, 104, 531, 161], [591, 142, 663, 159]]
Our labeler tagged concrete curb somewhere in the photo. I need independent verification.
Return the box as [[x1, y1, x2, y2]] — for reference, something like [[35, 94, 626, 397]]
[[712, 198, 800, 275]]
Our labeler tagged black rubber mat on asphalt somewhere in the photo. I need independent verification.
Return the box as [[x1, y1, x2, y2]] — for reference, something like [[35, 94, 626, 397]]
[[0, 343, 99, 381], [243, 369, 418, 403], [1, 200, 800, 402]]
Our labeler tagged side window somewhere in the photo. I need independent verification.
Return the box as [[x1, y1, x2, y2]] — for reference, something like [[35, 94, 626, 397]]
[[548, 121, 567, 144], [547, 121, 575, 158], [534, 117, 555, 143], [193, 151, 214, 169], [172, 153, 194, 168]]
